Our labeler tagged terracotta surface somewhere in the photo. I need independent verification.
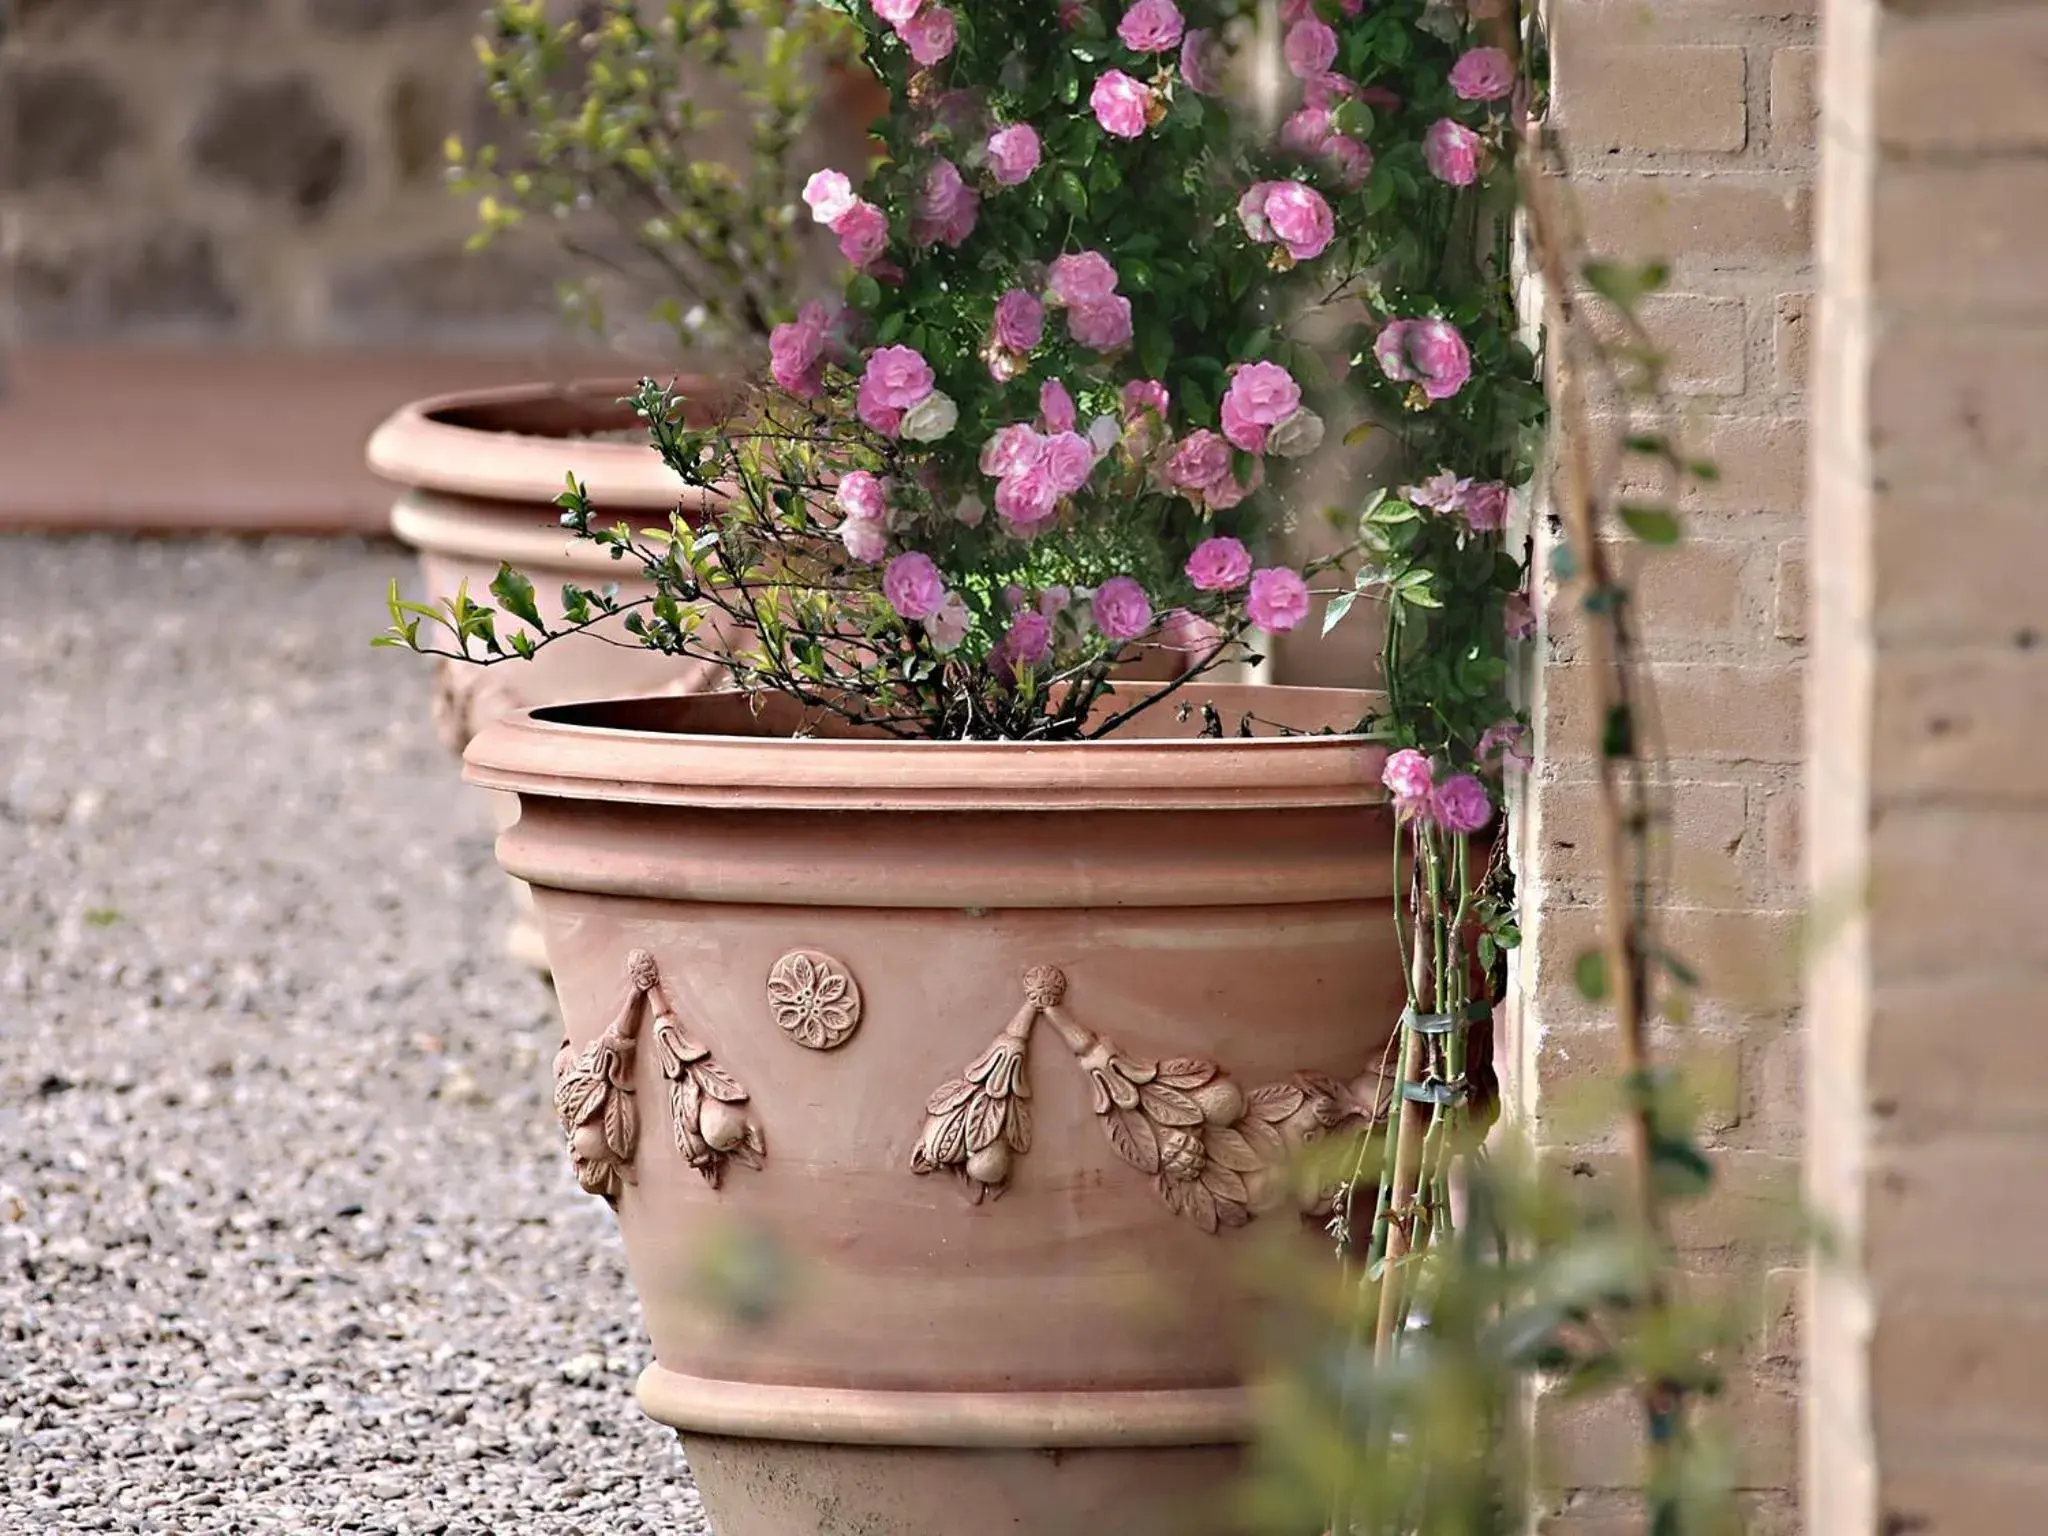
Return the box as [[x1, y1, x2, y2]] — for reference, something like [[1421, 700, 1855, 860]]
[[464, 684, 1403, 1536], [368, 380, 732, 965], [0, 347, 631, 533]]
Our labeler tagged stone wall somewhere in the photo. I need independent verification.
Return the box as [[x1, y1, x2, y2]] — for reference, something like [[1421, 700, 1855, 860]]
[[3, 0, 570, 346], [1514, 1, 1816, 1528], [1807, 3, 2048, 1533]]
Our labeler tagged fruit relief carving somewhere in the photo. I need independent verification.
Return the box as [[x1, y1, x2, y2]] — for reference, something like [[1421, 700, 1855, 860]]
[[911, 966, 1371, 1232], [767, 950, 862, 1050], [552, 949, 763, 1201], [909, 965, 1057, 1201]]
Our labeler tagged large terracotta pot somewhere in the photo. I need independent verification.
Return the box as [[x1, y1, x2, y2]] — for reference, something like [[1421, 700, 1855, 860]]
[[368, 381, 729, 969], [464, 683, 1403, 1536]]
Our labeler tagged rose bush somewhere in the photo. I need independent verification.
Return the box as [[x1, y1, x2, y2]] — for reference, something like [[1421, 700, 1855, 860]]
[[400, 0, 1542, 761]]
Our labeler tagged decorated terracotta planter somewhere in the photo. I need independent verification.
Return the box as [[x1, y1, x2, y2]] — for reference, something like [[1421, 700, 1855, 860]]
[[367, 381, 730, 969], [464, 683, 1402, 1536]]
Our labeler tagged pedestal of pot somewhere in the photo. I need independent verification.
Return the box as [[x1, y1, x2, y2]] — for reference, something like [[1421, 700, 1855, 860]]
[[467, 685, 1402, 1536], [644, 1370, 1247, 1535]]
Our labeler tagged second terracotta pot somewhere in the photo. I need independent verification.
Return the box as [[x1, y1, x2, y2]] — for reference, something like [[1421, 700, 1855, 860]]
[[466, 683, 1403, 1536], [368, 380, 730, 968]]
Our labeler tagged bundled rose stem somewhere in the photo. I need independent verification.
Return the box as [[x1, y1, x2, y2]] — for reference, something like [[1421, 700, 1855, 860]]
[[1370, 912, 1432, 1357]]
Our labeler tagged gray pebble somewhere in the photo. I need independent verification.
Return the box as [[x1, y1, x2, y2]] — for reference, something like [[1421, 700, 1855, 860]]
[[0, 539, 712, 1535]]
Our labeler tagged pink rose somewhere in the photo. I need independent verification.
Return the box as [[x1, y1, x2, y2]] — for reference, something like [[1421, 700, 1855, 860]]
[[1283, 16, 1338, 79], [1423, 118, 1483, 187], [1504, 590, 1536, 640], [859, 344, 935, 436], [862, 344, 937, 409], [1409, 470, 1469, 512], [926, 591, 972, 653], [1090, 70, 1154, 139], [1382, 748, 1434, 804], [898, 5, 956, 65], [1044, 431, 1095, 495], [912, 159, 977, 247], [1166, 429, 1232, 495], [769, 302, 829, 397], [1323, 135, 1372, 189], [884, 552, 947, 621], [1068, 295, 1134, 351], [986, 124, 1041, 186], [1477, 720, 1532, 773], [1213, 459, 1263, 510], [841, 515, 887, 564], [1039, 379, 1077, 434], [1245, 565, 1310, 632], [1220, 361, 1303, 453], [1117, 0, 1184, 53], [1303, 71, 1354, 110], [1449, 46, 1515, 102], [832, 201, 891, 269], [836, 469, 888, 523], [1374, 317, 1472, 401], [1429, 773, 1493, 834], [1185, 536, 1253, 592], [993, 288, 1045, 352], [1048, 250, 1119, 307], [1180, 28, 1220, 95], [1122, 378, 1170, 419], [1092, 575, 1154, 643], [997, 608, 1054, 670], [1281, 106, 1332, 156], [803, 169, 856, 225], [1263, 181, 1334, 261], [1088, 413, 1122, 457], [981, 422, 1048, 479], [1157, 607, 1221, 666], [1461, 480, 1511, 532], [995, 463, 1061, 535], [1237, 182, 1278, 242], [871, 0, 923, 23]]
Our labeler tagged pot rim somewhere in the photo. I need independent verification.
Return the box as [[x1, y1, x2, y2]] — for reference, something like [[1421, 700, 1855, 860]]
[[366, 377, 726, 511], [464, 684, 1392, 812]]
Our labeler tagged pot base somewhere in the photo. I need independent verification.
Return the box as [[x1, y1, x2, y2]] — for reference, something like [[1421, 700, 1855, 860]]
[[682, 1432, 1246, 1536]]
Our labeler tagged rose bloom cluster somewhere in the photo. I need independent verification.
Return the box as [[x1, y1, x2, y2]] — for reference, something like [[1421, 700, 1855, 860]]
[[1381, 748, 1493, 833], [758, 1, 1523, 683]]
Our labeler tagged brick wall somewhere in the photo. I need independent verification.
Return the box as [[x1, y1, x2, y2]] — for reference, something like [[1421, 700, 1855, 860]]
[[1515, 1, 1815, 1527], [2, 0, 578, 347], [1807, 3, 2048, 1533]]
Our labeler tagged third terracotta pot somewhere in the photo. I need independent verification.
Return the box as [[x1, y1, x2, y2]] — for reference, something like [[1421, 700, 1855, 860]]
[[465, 682, 1403, 1536]]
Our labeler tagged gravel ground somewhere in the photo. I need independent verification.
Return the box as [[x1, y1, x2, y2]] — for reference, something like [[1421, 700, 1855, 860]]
[[0, 537, 705, 1535]]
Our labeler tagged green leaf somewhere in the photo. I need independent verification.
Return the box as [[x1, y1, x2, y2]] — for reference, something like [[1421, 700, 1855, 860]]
[[1619, 504, 1683, 545], [874, 310, 906, 344], [1602, 703, 1636, 758], [490, 565, 544, 630], [1138, 323, 1172, 382], [1322, 590, 1359, 636], [1055, 170, 1089, 216], [1573, 950, 1610, 1003]]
